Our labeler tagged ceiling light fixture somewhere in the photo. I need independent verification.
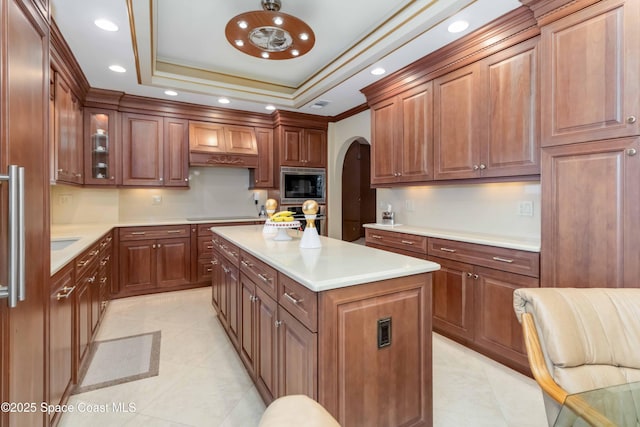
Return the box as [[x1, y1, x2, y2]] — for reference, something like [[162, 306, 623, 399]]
[[94, 18, 118, 32], [108, 65, 126, 73], [265, 105, 276, 111], [447, 20, 469, 33], [371, 67, 386, 76], [164, 90, 178, 96], [225, 0, 315, 60], [218, 97, 231, 104]]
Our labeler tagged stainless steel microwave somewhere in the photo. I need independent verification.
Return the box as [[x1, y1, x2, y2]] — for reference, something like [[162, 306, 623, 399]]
[[280, 167, 326, 205]]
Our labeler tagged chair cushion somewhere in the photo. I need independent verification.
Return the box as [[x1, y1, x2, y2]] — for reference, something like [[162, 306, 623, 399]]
[[514, 288, 640, 393], [259, 395, 341, 427]]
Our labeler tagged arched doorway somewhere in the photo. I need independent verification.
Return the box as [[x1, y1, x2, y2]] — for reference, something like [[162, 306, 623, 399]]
[[341, 140, 376, 242]]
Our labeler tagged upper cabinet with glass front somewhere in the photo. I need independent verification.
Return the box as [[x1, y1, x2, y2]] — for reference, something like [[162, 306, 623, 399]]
[[84, 108, 118, 186]]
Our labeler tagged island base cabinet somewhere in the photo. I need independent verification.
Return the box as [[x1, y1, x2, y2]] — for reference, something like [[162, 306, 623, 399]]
[[318, 273, 432, 427], [278, 307, 317, 400]]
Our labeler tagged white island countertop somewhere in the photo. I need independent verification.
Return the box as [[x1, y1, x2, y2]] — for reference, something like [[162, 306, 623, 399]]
[[211, 225, 441, 292]]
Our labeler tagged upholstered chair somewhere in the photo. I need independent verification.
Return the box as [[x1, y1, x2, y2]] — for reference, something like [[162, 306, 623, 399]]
[[259, 395, 341, 427], [513, 288, 640, 426]]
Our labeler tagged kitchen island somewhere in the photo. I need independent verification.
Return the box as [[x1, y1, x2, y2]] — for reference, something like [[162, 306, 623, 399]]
[[210, 225, 440, 427]]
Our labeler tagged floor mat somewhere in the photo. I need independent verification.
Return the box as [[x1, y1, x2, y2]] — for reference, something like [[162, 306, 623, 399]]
[[73, 331, 161, 394]]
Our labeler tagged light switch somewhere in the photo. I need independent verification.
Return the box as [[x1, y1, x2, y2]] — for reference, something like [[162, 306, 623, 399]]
[[518, 201, 534, 216]]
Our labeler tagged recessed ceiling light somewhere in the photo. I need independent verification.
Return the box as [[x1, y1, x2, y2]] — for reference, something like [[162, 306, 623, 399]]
[[238, 20, 248, 29], [273, 16, 283, 25], [300, 33, 309, 41], [291, 49, 299, 57], [235, 40, 244, 47], [265, 105, 276, 111], [371, 67, 386, 76], [261, 52, 270, 59], [448, 20, 469, 33], [94, 19, 118, 32], [164, 90, 178, 96], [108, 65, 126, 73], [218, 97, 230, 104]]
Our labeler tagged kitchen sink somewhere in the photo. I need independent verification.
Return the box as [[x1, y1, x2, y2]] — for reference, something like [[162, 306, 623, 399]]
[[51, 237, 80, 251]]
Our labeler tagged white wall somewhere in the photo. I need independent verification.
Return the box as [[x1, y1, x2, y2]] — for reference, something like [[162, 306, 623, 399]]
[[51, 167, 267, 224], [327, 110, 541, 240]]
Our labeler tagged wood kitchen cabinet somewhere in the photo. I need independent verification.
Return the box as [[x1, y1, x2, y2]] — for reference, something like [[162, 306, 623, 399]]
[[539, 0, 640, 147], [96, 232, 113, 321], [121, 114, 189, 187], [75, 244, 100, 373], [250, 127, 275, 188], [541, 137, 640, 288], [49, 264, 75, 426], [84, 108, 118, 185], [278, 126, 327, 168], [53, 72, 84, 184], [189, 121, 259, 168], [434, 38, 539, 180], [370, 82, 433, 185], [117, 225, 192, 297]]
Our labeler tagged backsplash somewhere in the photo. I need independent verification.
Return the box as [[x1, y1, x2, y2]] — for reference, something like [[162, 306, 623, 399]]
[[377, 181, 541, 239], [51, 167, 266, 224]]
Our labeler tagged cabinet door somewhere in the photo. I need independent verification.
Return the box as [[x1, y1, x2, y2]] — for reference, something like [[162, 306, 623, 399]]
[[164, 118, 189, 187], [54, 75, 83, 184], [252, 127, 275, 188], [89, 266, 100, 335], [279, 126, 304, 166], [218, 258, 230, 328], [398, 82, 433, 182], [239, 275, 257, 378], [226, 262, 240, 349], [255, 286, 278, 403], [429, 256, 475, 342], [188, 121, 226, 153], [303, 129, 327, 167], [277, 307, 317, 400], [119, 239, 156, 293], [540, 0, 640, 146], [76, 275, 92, 367], [49, 266, 75, 419], [370, 98, 399, 185], [473, 266, 538, 371], [156, 237, 191, 288], [225, 125, 258, 155], [211, 251, 222, 310], [121, 113, 164, 186], [84, 108, 118, 185], [482, 38, 540, 177], [434, 62, 485, 180], [541, 137, 640, 288]]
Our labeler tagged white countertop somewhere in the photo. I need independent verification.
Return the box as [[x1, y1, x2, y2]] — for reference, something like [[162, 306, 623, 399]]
[[363, 223, 540, 252], [211, 225, 440, 292], [50, 217, 265, 276]]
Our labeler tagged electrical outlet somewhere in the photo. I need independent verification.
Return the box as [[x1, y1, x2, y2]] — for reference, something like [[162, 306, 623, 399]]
[[518, 201, 534, 216], [152, 195, 162, 205]]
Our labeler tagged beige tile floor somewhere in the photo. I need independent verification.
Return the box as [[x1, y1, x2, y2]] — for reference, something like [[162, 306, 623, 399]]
[[59, 287, 547, 427]]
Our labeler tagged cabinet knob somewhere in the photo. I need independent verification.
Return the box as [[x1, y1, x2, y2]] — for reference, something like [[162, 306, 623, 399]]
[[472, 165, 479, 171], [627, 116, 637, 124], [473, 274, 479, 280], [466, 272, 472, 278], [159, 177, 164, 182], [184, 178, 188, 181], [152, 244, 156, 249], [274, 320, 282, 328], [627, 148, 637, 156], [479, 164, 486, 170]]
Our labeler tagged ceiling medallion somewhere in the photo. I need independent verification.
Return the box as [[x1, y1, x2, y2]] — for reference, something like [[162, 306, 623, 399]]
[[225, 0, 315, 60]]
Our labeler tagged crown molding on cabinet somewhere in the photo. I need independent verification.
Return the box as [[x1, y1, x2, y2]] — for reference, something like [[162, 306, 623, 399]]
[[519, 0, 601, 26]]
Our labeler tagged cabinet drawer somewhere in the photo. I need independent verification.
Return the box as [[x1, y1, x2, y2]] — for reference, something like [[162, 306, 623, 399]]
[[75, 242, 100, 279], [365, 228, 427, 255], [217, 237, 240, 265], [198, 236, 215, 256], [197, 224, 214, 236], [278, 274, 317, 332], [240, 251, 277, 299], [197, 258, 214, 282], [427, 238, 540, 278], [98, 232, 113, 252], [119, 225, 190, 241]]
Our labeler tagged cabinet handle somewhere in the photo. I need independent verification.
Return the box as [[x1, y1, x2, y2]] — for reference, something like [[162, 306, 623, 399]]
[[492, 256, 514, 264], [401, 240, 414, 245], [157, 244, 162, 248], [473, 274, 479, 280], [472, 165, 479, 171], [56, 285, 76, 300], [283, 292, 302, 304], [627, 116, 637, 124], [222, 266, 230, 274], [166, 230, 182, 234], [131, 231, 146, 235], [152, 244, 156, 249], [90, 250, 99, 256], [100, 277, 107, 284], [184, 178, 189, 182], [274, 320, 282, 328], [87, 275, 96, 283], [211, 260, 218, 265], [100, 260, 108, 267], [627, 148, 637, 156], [439, 247, 456, 253], [466, 272, 473, 278], [206, 245, 213, 249], [241, 260, 251, 267], [370, 235, 382, 240], [77, 260, 88, 267], [479, 164, 486, 170], [257, 273, 271, 283], [206, 267, 212, 273], [159, 177, 163, 182]]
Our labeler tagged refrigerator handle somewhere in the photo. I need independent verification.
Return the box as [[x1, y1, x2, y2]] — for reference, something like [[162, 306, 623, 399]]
[[0, 165, 25, 308]]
